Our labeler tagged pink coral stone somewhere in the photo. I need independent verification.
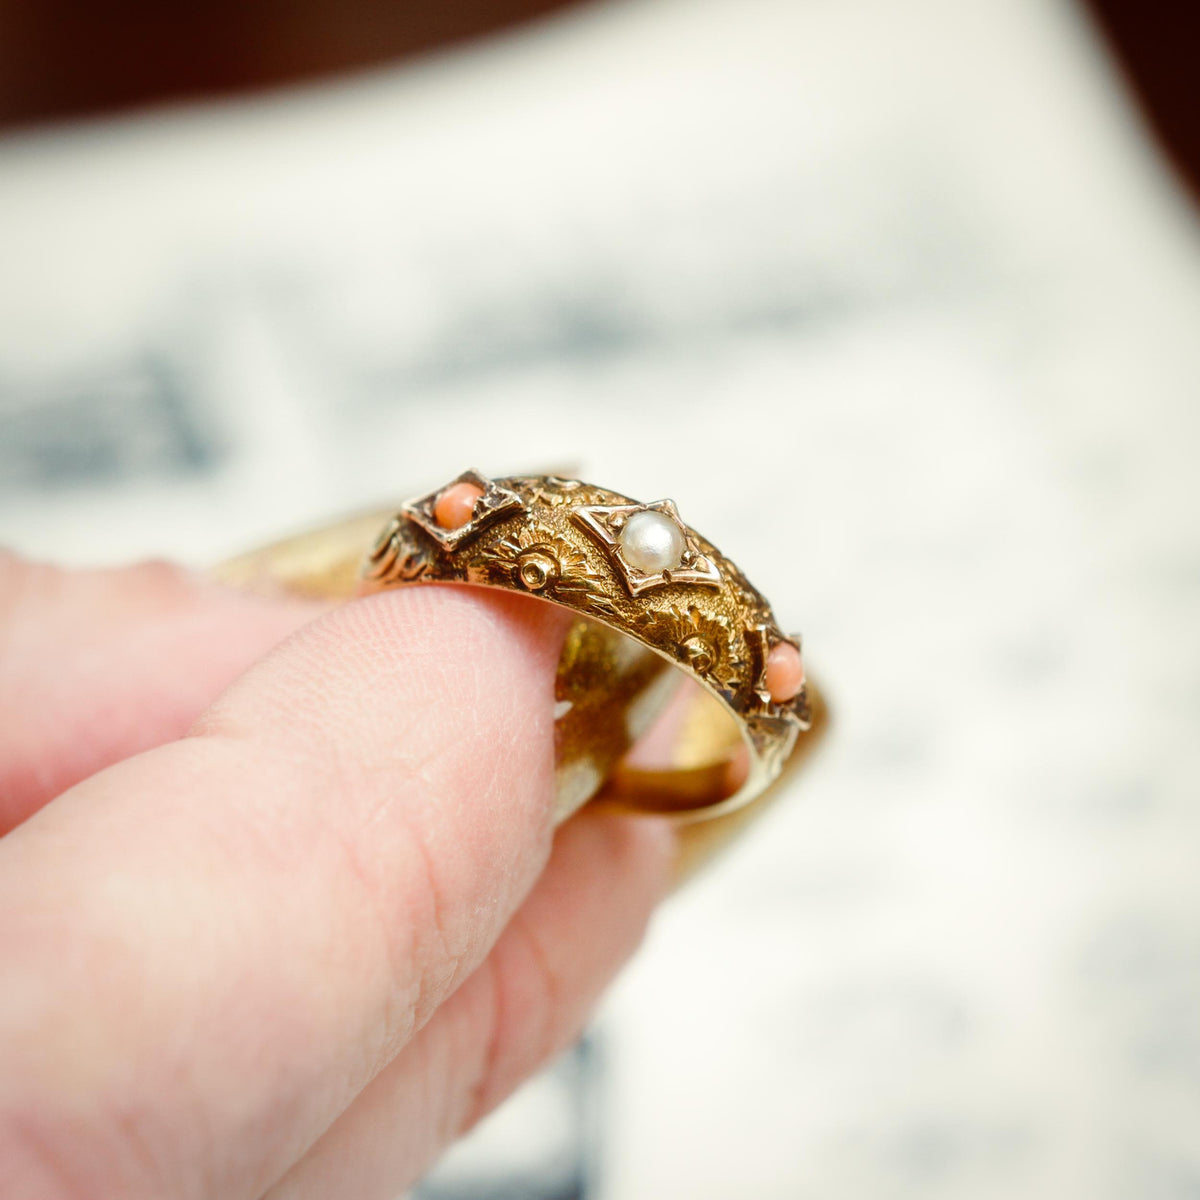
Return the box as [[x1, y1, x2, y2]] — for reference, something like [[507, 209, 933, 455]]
[[765, 641, 805, 703], [433, 481, 485, 530]]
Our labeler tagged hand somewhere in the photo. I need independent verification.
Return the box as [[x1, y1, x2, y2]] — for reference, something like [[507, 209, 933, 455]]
[[0, 553, 675, 1199]]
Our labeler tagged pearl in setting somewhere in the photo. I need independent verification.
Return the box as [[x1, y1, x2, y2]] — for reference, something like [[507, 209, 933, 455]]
[[619, 509, 686, 574]]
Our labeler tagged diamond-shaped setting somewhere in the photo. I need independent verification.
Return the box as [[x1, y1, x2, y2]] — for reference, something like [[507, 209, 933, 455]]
[[570, 498, 722, 595], [403, 469, 525, 550]]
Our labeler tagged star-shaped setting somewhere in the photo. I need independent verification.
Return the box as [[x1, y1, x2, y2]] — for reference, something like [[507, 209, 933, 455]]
[[403, 469, 526, 550], [570, 499, 722, 595]]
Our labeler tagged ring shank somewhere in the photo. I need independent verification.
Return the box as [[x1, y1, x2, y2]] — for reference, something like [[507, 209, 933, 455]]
[[361, 473, 814, 823]]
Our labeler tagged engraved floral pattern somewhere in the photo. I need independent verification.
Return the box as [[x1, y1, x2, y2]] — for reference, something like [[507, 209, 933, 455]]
[[366, 472, 812, 821], [725, 560, 776, 632], [473, 524, 604, 600], [365, 518, 433, 583], [638, 604, 745, 692]]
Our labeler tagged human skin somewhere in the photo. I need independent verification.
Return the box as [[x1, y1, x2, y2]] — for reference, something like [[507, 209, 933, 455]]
[[0, 553, 675, 1199]]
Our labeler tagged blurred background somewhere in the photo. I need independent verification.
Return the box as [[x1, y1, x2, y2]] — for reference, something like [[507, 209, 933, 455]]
[[2, 0, 1200, 1196]]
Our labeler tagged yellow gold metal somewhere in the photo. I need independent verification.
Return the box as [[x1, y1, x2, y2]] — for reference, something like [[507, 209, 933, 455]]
[[362, 472, 815, 823], [213, 508, 387, 601]]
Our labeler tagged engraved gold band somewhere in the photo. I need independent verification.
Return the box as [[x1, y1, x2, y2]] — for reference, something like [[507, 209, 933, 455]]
[[359, 471, 815, 824]]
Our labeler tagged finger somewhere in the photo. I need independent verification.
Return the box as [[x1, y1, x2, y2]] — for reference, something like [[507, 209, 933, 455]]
[[0, 586, 569, 1200], [0, 553, 323, 829], [266, 811, 675, 1200]]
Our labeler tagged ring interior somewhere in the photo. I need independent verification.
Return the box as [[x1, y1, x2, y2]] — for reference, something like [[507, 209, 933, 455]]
[[554, 616, 757, 823]]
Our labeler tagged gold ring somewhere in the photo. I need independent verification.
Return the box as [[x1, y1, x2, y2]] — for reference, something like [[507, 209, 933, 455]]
[[360, 470, 816, 824]]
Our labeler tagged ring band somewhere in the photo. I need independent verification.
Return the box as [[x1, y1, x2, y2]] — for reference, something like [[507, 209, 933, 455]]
[[360, 470, 815, 823]]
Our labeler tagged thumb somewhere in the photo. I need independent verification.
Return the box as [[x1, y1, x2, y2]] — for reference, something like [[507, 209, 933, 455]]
[[0, 585, 571, 1200]]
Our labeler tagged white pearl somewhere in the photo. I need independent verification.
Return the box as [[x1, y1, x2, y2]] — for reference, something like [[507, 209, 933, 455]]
[[619, 510, 686, 574]]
